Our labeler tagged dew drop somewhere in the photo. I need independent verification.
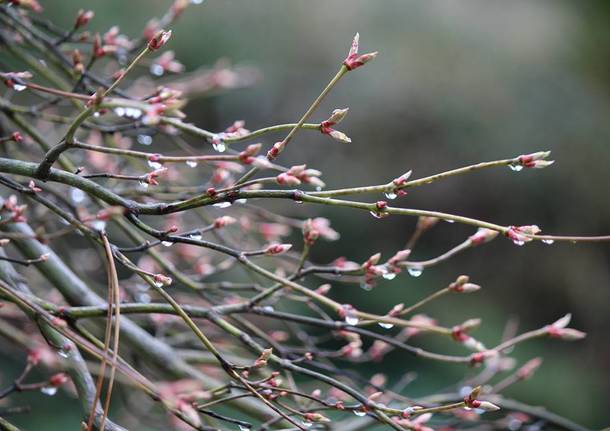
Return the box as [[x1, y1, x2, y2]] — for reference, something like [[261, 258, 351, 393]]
[[369, 211, 382, 219], [262, 305, 275, 312], [512, 239, 525, 246], [378, 322, 394, 329], [238, 425, 251, 431], [161, 241, 173, 247], [212, 141, 226, 153], [444, 219, 455, 223], [70, 188, 86, 203], [153, 280, 164, 288], [345, 315, 359, 326], [301, 421, 313, 428], [542, 239, 554, 245], [509, 164, 523, 172], [90, 220, 106, 232], [40, 386, 58, 396], [148, 160, 163, 169], [359, 282, 372, 291], [125, 107, 142, 119], [189, 233, 202, 240], [186, 159, 198, 168], [384, 191, 397, 200], [58, 345, 72, 358], [235, 198, 247, 204], [191, 0, 204, 4], [407, 267, 423, 277], [213, 202, 232, 208], [353, 409, 366, 417], [93, 111, 101, 118], [137, 134, 152, 145], [139, 180, 149, 189], [114, 107, 126, 117], [149, 63, 164, 76], [382, 272, 397, 280], [13, 84, 26, 92]]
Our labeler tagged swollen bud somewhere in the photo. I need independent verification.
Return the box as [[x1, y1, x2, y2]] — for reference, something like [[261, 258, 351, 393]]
[[148, 30, 172, 51]]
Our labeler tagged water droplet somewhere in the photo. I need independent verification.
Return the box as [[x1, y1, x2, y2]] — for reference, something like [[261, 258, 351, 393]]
[[114, 107, 126, 117], [161, 241, 173, 247], [58, 346, 71, 358], [149, 63, 164, 76], [509, 164, 523, 172], [378, 322, 394, 329], [360, 281, 372, 291], [262, 306, 274, 312], [153, 280, 164, 288], [301, 421, 313, 428], [238, 425, 251, 431], [189, 233, 202, 240], [213, 202, 231, 208], [212, 141, 226, 153], [137, 134, 152, 145], [186, 159, 198, 168], [444, 219, 455, 223], [70, 188, 86, 203], [382, 272, 396, 280], [191, 0, 204, 4], [139, 180, 149, 189], [369, 211, 382, 219], [40, 386, 58, 396], [512, 239, 525, 246], [148, 160, 163, 169], [384, 191, 397, 200], [542, 239, 554, 245], [93, 111, 101, 118], [345, 315, 359, 326], [235, 198, 247, 204], [353, 409, 366, 417], [90, 220, 106, 232], [13, 84, 26, 92], [125, 107, 142, 119], [407, 267, 423, 277]]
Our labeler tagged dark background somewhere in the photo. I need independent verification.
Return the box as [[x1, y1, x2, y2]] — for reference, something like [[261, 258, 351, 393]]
[[1, 1, 609, 429]]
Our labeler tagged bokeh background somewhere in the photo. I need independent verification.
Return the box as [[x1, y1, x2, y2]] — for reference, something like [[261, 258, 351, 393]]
[[2, 0, 610, 429]]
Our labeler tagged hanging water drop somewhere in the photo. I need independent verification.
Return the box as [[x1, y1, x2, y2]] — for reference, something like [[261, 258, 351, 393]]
[[139, 180, 149, 189], [189, 233, 202, 240], [57, 346, 71, 358], [161, 241, 173, 247], [186, 159, 198, 168], [148, 160, 163, 169], [235, 198, 247, 204], [153, 280, 164, 288], [378, 322, 394, 329], [150, 63, 164, 76], [512, 239, 525, 246], [137, 134, 152, 145], [382, 272, 397, 280], [191, 0, 205, 4], [114, 107, 126, 117], [213, 202, 232, 208], [90, 220, 106, 232], [301, 420, 313, 428], [369, 211, 382, 219], [353, 409, 366, 417], [509, 164, 523, 172], [40, 386, 58, 396], [384, 191, 397, 200], [238, 425, 251, 431], [542, 239, 554, 245], [70, 188, 86, 203], [360, 281, 372, 291], [444, 219, 455, 223], [212, 141, 226, 153], [345, 314, 359, 326], [407, 267, 423, 277], [262, 305, 275, 312], [12, 83, 26, 92]]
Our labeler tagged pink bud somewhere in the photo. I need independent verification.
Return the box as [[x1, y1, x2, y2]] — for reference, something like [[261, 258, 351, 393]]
[[49, 373, 69, 387], [343, 33, 378, 71], [74, 9, 94, 29], [148, 30, 172, 51], [265, 243, 292, 255]]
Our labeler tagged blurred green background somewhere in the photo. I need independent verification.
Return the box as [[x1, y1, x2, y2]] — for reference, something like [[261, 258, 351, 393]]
[[2, 0, 610, 429]]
